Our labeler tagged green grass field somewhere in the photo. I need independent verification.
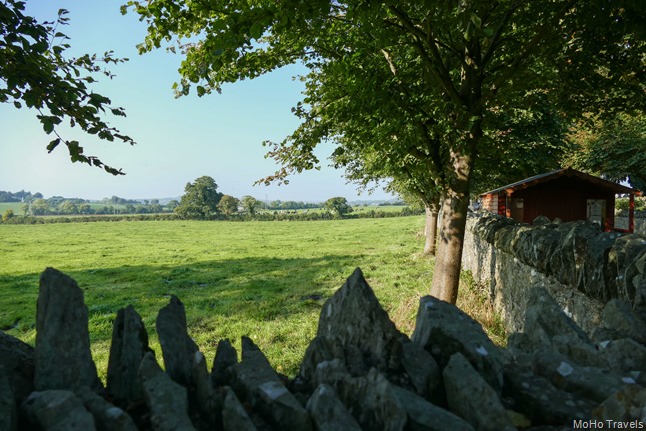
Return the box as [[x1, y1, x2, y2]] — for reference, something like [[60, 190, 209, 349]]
[[0, 216, 503, 380]]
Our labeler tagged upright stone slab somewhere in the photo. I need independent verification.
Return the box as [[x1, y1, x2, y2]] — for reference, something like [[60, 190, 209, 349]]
[[35, 268, 102, 392], [306, 384, 362, 431], [442, 353, 515, 431], [412, 295, 505, 391], [156, 295, 199, 387], [211, 338, 238, 387], [138, 352, 196, 431], [0, 369, 17, 431], [107, 305, 153, 407]]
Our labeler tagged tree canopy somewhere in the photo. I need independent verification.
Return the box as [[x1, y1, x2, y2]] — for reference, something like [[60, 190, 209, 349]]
[[174, 176, 223, 219], [129, 0, 646, 302], [324, 197, 352, 217], [1, 0, 135, 174]]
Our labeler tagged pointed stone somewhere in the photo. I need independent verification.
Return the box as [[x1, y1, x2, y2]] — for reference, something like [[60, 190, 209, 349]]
[[35, 268, 102, 392], [211, 339, 238, 387], [192, 350, 220, 426], [156, 295, 199, 387], [443, 353, 515, 431], [107, 305, 153, 407], [138, 352, 196, 431], [221, 386, 256, 431]]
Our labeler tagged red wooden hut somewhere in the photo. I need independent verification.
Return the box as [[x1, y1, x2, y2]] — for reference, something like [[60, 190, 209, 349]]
[[480, 168, 642, 233]]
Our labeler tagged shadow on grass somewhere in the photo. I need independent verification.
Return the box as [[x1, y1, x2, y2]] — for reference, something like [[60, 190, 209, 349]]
[[0, 254, 362, 338]]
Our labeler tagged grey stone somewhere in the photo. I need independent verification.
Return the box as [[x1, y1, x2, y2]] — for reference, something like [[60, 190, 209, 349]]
[[551, 334, 608, 368], [232, 336, 312, 431], [313, 359, 352, 389], [306, 384, 362, 431], [221, 386, 256, 431], [334, 368, 407, 431], [192, 350, 219, 426], [400, 340, 441, 401], [412, 295, 505, 391], [308, 268, 408, 377], [602, 298, 646, 344], [211, 338, 238, 387], [504, 365, 596, 424], [300, 335, 347, 383], [156, 295, 199, 388], [522, 287, 590, 348], [442, 353, 515, 431], [532, 215, 551, 226], [0, 330, 34, 402], [138, 351, 196, 431], [533, 351, 628, 403], [607, 234, 646, 305], [391, 384, 475, 431], [107, 305, 153, 407], [599, 338, 646, 374], [21, 389, 96, 430], [35, 268, 102, 392], [0, 369, 17, 431], [255, 380, 313, 431], [77, 386, 137, 431], [592, 384, 646, 421]]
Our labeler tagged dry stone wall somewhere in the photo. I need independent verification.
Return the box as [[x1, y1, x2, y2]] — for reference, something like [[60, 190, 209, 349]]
[[2, 266, 646, 430], [462, 212, 646, 334]]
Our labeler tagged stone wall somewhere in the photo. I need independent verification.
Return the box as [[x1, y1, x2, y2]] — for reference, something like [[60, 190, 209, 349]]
[[462, 212, 646, 334], [615, 214, 646, 235], [3, 267, 646, 430]]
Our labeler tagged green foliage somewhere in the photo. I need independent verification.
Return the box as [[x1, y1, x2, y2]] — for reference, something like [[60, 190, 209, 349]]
[[2, 209, 14, 222], [324, 197, 352, 218], [217, 195, 239, 215], [174, 176, 223, 219], [566, 113, 646, 191], [240, 195, 260, 215], [30, 198, 49, 216], [1, 0, 136, 174]]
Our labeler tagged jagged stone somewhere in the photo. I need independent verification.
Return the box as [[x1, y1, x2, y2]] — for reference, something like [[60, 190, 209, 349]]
[[221, 386, 256, 431], [107, 305, 153, 408], [592, 384, 646, 421], [77, 386, 137, 431], [0, 368, 17, 431], [255, 380, 313, 431], [313, 359, 352, 389], [532, 351, 629, 403], [601, 299, 646, 344], [156, 295, 199, 388], [412, 295, 505, 391], [310, 268, 408, 376], [607, 235, 646, 305], [504, 365, 596, 424], [522, 287, 590, 349], [211, 339, 238, 387], [599, 338, 646, 374], [232, 336, 312, 431], [35, 267, 102, 392], [21, 389, 96, 430], [300, 335, 347, 383], [306, 384, 362, 431], [532, 215, 551, 226], [551, 334, 608, 368], [334, 368, 407, 431], [138, 351, 196, 431], [400, 340, 441, 400], [192, 350, 220, 427], [0, 330, 34, 402], [443, 353, 515, 431], [390, 384, 475, 431]]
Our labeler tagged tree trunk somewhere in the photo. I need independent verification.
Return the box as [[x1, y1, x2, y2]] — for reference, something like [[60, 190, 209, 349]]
[[423, 204, 439, 256], [430, 186, 471, 304]]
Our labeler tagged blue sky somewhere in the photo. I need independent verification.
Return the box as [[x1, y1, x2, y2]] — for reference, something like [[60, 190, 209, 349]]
[[0, 1, 395, 202]]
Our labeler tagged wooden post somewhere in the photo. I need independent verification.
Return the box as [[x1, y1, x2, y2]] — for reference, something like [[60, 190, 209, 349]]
[[629, 194, 635, 233]]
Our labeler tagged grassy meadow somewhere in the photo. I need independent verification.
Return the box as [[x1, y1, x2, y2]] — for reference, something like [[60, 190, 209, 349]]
[[0, 216, 504, 381]]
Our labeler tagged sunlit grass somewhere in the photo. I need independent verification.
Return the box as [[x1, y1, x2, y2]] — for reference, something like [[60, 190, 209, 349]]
[[0, 217, 505, 381]]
